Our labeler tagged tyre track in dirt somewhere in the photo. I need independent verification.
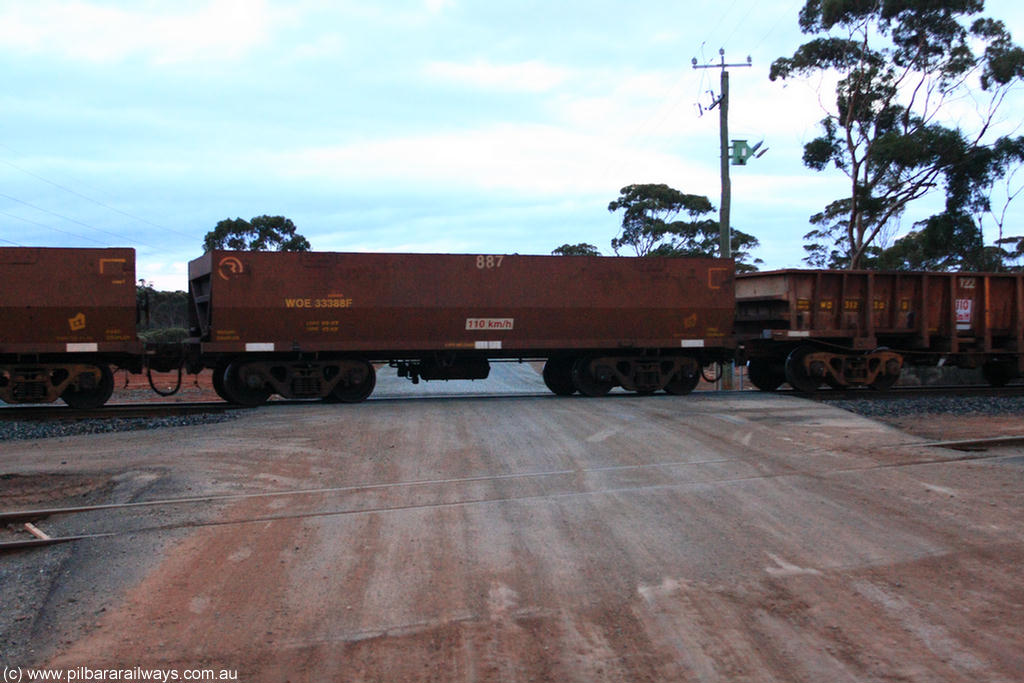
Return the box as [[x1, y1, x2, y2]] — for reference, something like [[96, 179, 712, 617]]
[[1, 384, 1019, 681]]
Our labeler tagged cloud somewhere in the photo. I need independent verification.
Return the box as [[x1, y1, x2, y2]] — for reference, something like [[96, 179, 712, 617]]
[[273, 122, 716, 197], [423, 0, 455, 13], [0, 0, 277, 64], [423, 59, 572, 93]]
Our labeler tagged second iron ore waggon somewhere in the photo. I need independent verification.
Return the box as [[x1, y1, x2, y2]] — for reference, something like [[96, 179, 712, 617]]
[[187, 250, 736, 404], [0, 247, 142, 408], [736, 269, 1024, 392]]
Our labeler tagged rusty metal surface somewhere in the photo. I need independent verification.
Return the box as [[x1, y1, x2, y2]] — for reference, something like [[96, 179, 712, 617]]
[[737, 269, 1024, 355], [0, 247, 140, 355], [190, 251, 736, 355]]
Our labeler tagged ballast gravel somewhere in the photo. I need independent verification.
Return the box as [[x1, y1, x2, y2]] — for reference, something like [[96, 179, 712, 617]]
[[828, 394, 1024, 419], [0, 412, 238, 442], [3, 392, 1020, 442]]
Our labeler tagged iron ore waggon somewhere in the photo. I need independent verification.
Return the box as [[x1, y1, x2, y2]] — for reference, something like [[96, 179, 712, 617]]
[[736, 269, 1024, 392], [0, 247, 142, 408], [187, 250, 736, 404]]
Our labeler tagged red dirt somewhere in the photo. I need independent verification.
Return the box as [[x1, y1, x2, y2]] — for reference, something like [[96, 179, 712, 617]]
[[3, 377, 1021, 681], [111, 368, 220, 403]]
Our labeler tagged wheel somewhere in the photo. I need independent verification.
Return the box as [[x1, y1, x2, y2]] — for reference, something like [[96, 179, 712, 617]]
[[542, 357, 577, 396], [824, 374, 846, 390], [330, 361, 376, 403], [982, 360, 1018, 387], [869, 372, 899, 391], [221, 361, 271, 406], [571, 357, 614, 397], [61, 364, 114, 409], [746, 359, 785, 392], [869, 348, 901, 391], [211, 361, 232, 402], [784, 346, 823, 394], [664, 365, 700, 395]]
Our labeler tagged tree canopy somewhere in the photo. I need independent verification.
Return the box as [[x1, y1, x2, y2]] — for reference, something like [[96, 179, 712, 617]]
[[607, 183, 761, 271], [552, 243, 601, 256], [770, 0, 1024, 270], [136, 280, 189, 342], [203, 215, 311, 252]]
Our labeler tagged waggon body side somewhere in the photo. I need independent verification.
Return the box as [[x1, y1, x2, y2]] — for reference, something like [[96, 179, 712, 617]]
[[0, 247, 141, 406], [188, 251, 737, 403], [736, 269, 1024, 390]]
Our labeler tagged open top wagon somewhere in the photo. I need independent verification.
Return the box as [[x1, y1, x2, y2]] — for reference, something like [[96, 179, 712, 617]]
[[736, 269, 1024, 391], [0, 247, 142, 408], [188, 251, 737, 404]]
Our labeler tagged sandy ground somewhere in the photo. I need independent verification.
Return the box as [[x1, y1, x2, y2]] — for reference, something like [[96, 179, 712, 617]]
[[1, 365, 1022, 682], [882, 414, 1024, 442]]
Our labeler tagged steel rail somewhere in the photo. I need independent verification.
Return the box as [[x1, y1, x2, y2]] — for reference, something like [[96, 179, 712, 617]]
[[2, 447, 1017, 553]]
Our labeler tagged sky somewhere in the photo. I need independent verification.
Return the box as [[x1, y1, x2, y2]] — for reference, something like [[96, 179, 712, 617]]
[[2, 0, 1024, 290]]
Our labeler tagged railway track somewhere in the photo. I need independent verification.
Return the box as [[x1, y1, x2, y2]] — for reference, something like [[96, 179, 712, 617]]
[[2, 382, 1023, 420], [0, 401, 237, 422], [1, 444, 1014, 552], [807, 383, 1024, 401]]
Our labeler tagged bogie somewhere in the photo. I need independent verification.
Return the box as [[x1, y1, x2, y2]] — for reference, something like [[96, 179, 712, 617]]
[[215, 358, 379, 405], [549, 355, 705, 397], [60, 364, 115, 409], [0, 363, 115, 408]]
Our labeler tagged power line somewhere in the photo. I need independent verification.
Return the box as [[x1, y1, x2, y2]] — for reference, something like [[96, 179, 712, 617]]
[[750, 0, 803, 53], [600, 69, 694, 184], [719, 3, 758, 51], [699, 0, 742, 52], [0, 141, 196, 241], [0, 209, 109, 245], [0, 191, 160, 249]]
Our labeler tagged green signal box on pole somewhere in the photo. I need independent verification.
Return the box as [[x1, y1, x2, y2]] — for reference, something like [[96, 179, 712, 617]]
[[731, 139, 766, 166]]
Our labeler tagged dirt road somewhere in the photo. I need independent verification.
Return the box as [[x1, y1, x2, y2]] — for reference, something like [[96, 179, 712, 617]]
[[2, 372, 1022, 681]]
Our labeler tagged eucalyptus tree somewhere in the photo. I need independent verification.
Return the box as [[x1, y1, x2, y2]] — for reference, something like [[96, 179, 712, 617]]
[[770, 0, 1024, 269], [203, 215, 311, 252], [551, 243, 601, 256], [607, 183, 761, 271]]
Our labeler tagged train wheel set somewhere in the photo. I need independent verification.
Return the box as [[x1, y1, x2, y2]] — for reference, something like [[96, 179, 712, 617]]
[[747, 345, 904, 393], [196, 353, 710, 406], [0, 362, 115, 409], [541, 355, 703, 398], [762, 345, 903, 394], [209, 357, 379, 406], [735, 269, 1024, 395]]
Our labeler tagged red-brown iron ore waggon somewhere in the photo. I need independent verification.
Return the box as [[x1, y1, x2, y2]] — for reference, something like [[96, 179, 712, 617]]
[[0, 247, 142, 408], [187, 251, 737, 404], [6, 248, 1024, 407], [736, 269, 1024, 392]]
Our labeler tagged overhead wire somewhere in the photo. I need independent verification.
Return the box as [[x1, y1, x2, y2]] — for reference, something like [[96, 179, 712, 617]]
[[0, 191, 159, 249], [701, 0, 742, 52], [602, 1, 749, 185], [718, 2, 757, 52], [750, 0, 803, 54], [0, 209, 110, 246], [0, 152, 195, 241], [694, 0, 808, 156], [0, 140, 196, 249]]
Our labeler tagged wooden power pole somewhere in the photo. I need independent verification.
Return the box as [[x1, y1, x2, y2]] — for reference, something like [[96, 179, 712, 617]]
[[692, 50, 753, 390], [692, 49, 752, 261]]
